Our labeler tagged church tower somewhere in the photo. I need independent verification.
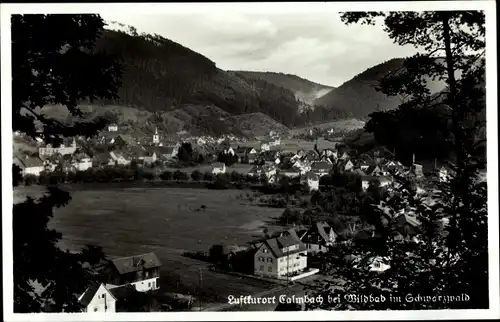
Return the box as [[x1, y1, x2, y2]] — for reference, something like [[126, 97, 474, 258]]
[[153, 127, 160, 144]]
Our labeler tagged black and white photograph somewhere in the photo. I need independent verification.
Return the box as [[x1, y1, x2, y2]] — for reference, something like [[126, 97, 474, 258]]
[[1, 1, 498, 320]]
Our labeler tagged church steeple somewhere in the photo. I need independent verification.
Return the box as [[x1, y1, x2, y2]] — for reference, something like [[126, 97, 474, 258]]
[[153, 127, 160, 144]]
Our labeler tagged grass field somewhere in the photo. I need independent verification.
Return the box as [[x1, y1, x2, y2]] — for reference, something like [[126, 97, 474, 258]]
[[14, 186, 283, 308]]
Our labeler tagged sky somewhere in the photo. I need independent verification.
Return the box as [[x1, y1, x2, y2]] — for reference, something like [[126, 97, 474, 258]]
[[100, 11, 419, 87]]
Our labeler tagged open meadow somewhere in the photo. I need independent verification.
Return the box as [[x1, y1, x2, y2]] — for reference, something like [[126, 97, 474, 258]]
[[14, 186, 284, 307]]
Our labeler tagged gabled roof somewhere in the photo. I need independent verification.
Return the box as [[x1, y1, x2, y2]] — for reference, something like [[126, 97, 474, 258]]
[[352, 168, 367, 176], [302, 221, 337, 244], [262, 235, 306, 258], [110, 253, 161, 275], [305, 171, 319, 180], [366, 165, 380, 175], [79, 282, 113, 307], [22, 156, 44, 168], [108, 284, 138, 300], [311, 161, 331, 171]]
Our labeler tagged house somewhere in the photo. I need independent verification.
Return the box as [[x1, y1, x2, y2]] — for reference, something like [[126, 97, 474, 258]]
[[234, 147, 257, 163], [262, 164, 277, 178], [343, 160, 355, 172], [269, 136, 281, 147], [280, 169, 301, 178], [303, 150, 320, 162], [17, 156, 45, 176], [301, 172, 319, 191], [211, 162, 226, 174], [39, 138, 78, 156], [104, 253, 161, 292], [292, 160, 311, 174], [73, 153, 93, 171], [260, 141, 271, 152], [222, 146, 235, 156], [261, 152, 281, 165], [349, 255, 390, 273], [155, 146, 178, 160], [143, 151, 157, 165], [311, 161, 331, 177], [254, 235, 307, 279], [109, 151, 131, 166], [108, 123, 118, 132], [365, 165, 382, 176], [361, 175, 392, 191], [78, 282, 116, 313], [339, 152, 350, 160], [301, 221, 337, 253], [411, 163, 424, 178], [320, 149, 338, 161]]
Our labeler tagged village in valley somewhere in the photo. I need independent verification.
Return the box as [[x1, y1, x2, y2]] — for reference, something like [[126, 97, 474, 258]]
[[13, 120, 476, 312]]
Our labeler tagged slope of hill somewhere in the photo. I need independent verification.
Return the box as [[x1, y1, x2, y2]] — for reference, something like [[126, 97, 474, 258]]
[[314, 58, 448, 119], [87, 29, 304, 132], [232, 71, 334, 107], [40, 104, 287, 139]]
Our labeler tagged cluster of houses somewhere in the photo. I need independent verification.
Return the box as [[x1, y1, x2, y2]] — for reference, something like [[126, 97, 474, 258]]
[[78, 252, 162, 313], [210, 133, 455, 194]]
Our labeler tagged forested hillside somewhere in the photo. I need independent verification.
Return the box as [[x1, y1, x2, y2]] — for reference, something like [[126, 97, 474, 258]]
[[233, 71, 334, 105], [314, 58, 448, 119], [90, 29, 304, 129]]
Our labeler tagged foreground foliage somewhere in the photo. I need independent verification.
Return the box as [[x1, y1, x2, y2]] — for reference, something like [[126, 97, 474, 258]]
[[12, 14, 122, 312]]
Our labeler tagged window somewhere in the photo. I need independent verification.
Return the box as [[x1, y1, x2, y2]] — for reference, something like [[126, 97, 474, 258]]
[[268, 267, 272, 272], [259, 265, 264, 271], [148, 282, 151, 287], [94, 307, 98, 312], [280, 258, 284, 262], [267, 258, 273, 263], [146, 271, 149, 278], [259, 256, 264, 262], [263, 248, 268, 253], [373, 262, 381, 268]]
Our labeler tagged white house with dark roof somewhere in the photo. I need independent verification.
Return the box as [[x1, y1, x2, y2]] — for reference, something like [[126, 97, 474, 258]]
[[104, 253, 161, 292], [78, 282, 117, 313], [311, 161, 331, 177], [211, 162, 226, 174], [254, 235, 307, 279], [108, 123, 118, 132], [16, 155, 45, 176]]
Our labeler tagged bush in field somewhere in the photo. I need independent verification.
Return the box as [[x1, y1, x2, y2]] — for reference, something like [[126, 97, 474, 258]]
[[142, 171, 155, 181], [211, 174, 230, 190], [159, 170, 173, 181], [203, 172, 214, 181], [173, 170, 189, 181], [191, 170, 203, 181], [23, 174, 38, 186]]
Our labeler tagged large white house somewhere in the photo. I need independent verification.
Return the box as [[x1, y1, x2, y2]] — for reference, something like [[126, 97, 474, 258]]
[[108, 123, 118, 132], [15, 156, 45, 176], [39, 138, 78, 156], [104, 253, 162, 293], [254, 235, 307, 279]]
